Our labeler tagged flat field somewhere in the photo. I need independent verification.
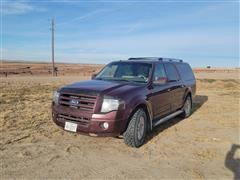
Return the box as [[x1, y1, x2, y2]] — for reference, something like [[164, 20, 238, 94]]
[[0, 64, 239, 179]]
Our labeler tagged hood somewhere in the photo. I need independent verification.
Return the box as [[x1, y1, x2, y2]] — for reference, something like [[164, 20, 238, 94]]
[[60, 80, 143, 97]]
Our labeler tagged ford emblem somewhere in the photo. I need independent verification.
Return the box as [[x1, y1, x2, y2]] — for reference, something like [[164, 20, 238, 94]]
[[70, 99, 79, 105]]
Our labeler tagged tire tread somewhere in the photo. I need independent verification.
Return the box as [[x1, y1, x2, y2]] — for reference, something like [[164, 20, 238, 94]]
[[123, 109, 145, 147]]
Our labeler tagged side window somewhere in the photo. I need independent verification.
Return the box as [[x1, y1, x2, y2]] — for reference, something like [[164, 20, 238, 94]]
[[153, 63, 167, 84], [176, 63, 195, 81], [164, 63, 179, 81]]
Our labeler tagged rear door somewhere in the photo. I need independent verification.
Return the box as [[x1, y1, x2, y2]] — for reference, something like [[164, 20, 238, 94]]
[[164, 63, 185, 112], [175, 63, 196, 98], [148, 63, 171, 118]]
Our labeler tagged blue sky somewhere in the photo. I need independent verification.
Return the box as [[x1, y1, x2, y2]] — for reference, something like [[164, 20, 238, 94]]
[[1, 0, 239, 67]]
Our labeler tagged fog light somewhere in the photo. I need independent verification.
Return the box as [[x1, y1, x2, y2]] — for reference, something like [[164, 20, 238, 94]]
[[101, 122, 109, 129]]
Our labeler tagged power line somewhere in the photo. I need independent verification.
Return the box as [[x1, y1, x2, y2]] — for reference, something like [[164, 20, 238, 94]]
[[50, 18, 55, 76]]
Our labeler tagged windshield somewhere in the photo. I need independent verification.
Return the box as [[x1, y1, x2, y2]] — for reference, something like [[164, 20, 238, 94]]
[[95, 62, 152, 83]]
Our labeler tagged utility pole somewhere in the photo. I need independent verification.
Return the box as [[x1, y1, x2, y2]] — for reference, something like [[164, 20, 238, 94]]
[[51, 18, 55, 76]]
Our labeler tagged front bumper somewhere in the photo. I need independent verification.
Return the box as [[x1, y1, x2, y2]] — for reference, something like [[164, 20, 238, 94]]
[[52, 104, 124, 137]]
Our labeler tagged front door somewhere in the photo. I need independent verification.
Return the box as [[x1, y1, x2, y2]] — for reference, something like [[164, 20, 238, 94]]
[[148, 63, 171, 118]]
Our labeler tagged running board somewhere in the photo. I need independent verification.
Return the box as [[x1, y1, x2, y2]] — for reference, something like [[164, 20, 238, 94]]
[[152, 110, 183, 127]]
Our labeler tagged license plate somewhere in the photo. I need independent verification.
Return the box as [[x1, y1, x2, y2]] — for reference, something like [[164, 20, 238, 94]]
[[64, 122, 77, 132]]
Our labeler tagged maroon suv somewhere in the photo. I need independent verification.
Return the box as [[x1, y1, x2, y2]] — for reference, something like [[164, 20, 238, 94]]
[[52, 57, 196, 147]]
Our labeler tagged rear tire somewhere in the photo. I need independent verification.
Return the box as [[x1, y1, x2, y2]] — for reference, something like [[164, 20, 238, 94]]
[[123, 109, 147, 148], [180, 95, 192, 118]]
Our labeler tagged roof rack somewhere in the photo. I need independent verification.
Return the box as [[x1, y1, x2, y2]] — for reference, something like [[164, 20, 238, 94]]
[[128, 57, 183, 62]]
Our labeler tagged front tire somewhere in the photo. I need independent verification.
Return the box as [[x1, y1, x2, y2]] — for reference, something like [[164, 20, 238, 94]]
[[123, 109, 147, 148], [180, 95, 192, 118]]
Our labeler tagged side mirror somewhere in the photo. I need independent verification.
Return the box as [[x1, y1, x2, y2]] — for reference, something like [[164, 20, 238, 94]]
[[91, 73, 97, 79], [153, 77, 167, 85]]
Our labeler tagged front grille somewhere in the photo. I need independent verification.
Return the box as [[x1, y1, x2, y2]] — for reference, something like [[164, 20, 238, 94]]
[[59, 93, 97, 112], [57, 114, 90, 127]]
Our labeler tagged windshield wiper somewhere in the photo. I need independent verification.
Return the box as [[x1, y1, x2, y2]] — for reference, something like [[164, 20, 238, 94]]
[[95, 78, 130, 82], [111, 79, 132, 82], [131, 80, 147, 83]]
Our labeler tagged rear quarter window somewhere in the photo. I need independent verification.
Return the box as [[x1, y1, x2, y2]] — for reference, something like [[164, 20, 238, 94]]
[[176, 63, 195, 81], [164, 63, 179, 81]]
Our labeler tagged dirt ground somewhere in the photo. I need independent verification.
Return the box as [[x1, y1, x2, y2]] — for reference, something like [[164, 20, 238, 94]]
[[0, 72, 239, 179]]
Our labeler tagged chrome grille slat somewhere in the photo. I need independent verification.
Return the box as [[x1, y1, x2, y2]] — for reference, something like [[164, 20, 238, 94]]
[[59, 100, 94, 109], [57, 114, 90, 127], [60, 96, 96, 103], [59, 92, 97, 112], [58, 114, 90, 123], [61, 92, 97, 98]]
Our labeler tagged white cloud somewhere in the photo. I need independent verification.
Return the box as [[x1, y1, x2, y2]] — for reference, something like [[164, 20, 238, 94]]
[[2, 28, 238, 66], [55, 30, 237, 53], [1, 1, 45, 15], [58, 9, 114, 26]]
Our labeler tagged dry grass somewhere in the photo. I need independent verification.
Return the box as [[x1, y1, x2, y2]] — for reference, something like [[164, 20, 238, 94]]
[[0, 73, 239, 179], [1, 61, 239, 79], [0, 61, 104, 76]]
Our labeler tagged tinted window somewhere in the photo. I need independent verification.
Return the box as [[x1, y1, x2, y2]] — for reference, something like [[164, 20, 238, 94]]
[[96, 62, 152, 83], [164, 63, 179, 81], [153, 63, 167, 84], [176, 63, 195, 81], [98, 64, 118, 78]]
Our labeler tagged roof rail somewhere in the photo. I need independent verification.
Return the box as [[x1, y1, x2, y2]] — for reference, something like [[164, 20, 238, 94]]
[[128, 57, 159, 61], [128, 57, 183, 62], [159, 57, 183, 62]]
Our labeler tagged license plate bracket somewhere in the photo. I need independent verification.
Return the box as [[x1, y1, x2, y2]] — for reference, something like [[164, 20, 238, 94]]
[[64, 121, 77, 132]]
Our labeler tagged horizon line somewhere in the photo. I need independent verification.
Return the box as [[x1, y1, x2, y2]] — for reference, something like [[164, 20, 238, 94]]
[[1, 59, 239, 69]]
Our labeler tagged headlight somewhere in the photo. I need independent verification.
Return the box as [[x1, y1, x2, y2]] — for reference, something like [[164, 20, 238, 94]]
[[101, 98, 120, 113], [53, 91, 60, 105]]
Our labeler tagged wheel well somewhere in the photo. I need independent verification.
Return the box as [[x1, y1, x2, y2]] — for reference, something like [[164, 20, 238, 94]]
[[187, 92, 192, 99], [123, 103, 151, 134], [185, 92, 192, 106]]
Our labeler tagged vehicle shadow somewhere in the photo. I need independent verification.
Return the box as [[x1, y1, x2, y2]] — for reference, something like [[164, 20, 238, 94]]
[[225, 144, 240, 180], [145, 95, 208, 144], [192, 95, 208, 114]]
